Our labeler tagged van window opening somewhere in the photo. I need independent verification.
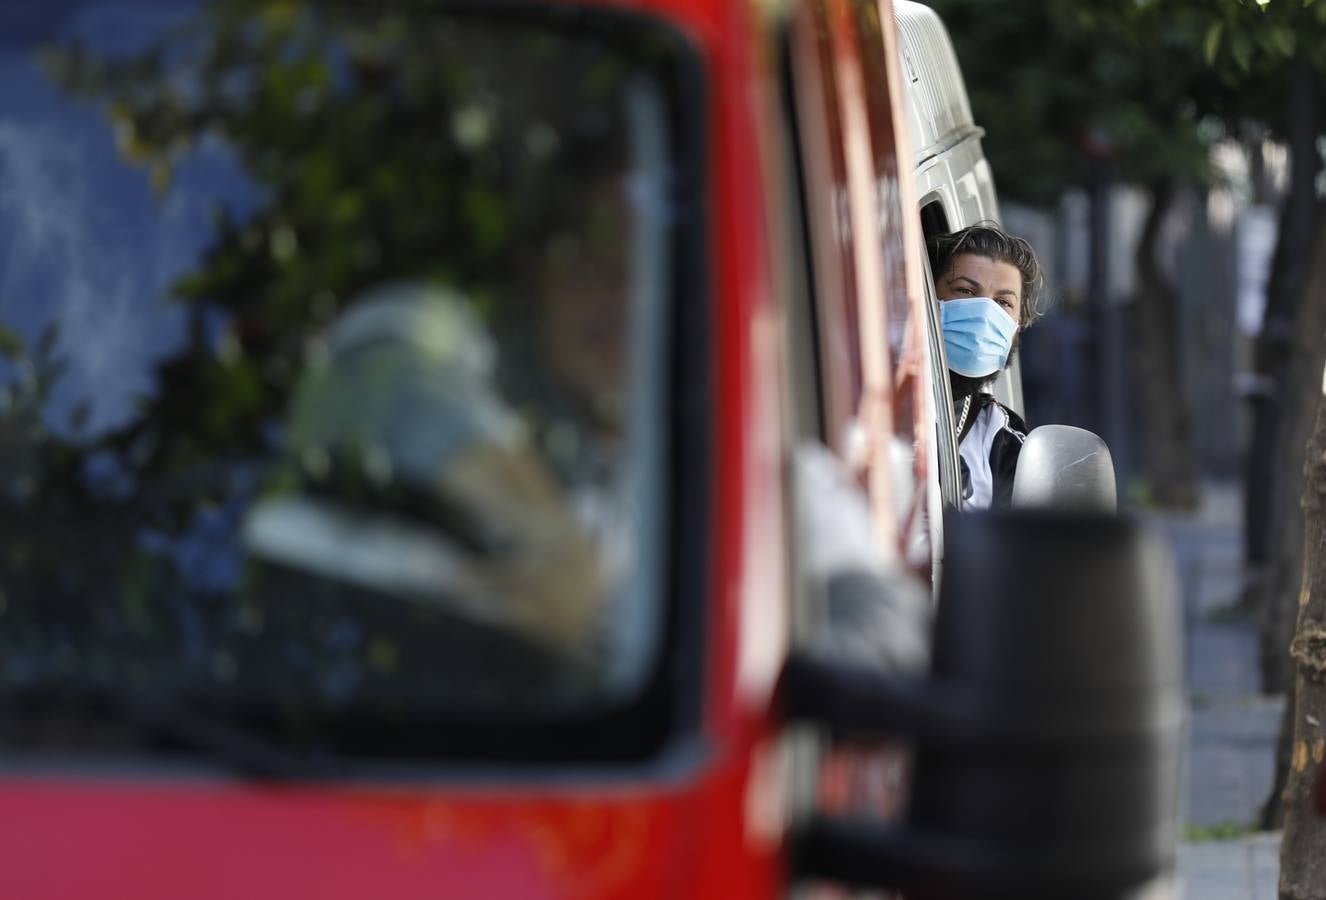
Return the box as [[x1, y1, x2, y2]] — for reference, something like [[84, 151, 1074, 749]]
[[920, 199, 951, 246], [0, 1, 709, 766], [917, 199, 963, 511]]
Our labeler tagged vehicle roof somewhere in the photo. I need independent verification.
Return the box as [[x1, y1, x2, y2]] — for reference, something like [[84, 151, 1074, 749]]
[[894, 0, 981, 168]]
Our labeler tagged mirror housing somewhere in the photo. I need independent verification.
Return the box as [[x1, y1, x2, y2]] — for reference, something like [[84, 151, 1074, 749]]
[[782, 510, 1182, 899], [1012, 424, 1117, 513]]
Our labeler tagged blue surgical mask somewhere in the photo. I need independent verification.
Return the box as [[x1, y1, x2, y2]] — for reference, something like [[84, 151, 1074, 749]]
[[940, 297, 1018, 379]]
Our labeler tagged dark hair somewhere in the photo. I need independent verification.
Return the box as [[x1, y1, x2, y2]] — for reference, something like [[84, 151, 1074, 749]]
[[927, 222, 1048, 328]]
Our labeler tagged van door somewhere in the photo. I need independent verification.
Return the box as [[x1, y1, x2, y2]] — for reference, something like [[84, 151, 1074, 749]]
[[847, 0, 943, 575], [779, 0, 934, 834], [779, 0, 944, 576]]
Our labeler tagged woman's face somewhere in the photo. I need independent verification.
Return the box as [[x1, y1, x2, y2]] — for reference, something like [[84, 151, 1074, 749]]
[[938, 253, 1023, 327]]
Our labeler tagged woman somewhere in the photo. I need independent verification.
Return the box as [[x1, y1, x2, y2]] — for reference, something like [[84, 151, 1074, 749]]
[[928, 223, 1046, 510]]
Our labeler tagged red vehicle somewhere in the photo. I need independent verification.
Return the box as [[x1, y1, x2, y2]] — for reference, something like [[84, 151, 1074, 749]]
[[0, 1, 1177, 898]]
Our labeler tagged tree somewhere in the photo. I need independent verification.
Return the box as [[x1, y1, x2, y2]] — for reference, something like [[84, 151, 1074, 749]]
[[1162, 0, 1326, 838], [1186, 0, 1326, 707], [1109, 5, 1326, 879], [1065, 0, 1326, 698], [1281, 334, 1326, 898]]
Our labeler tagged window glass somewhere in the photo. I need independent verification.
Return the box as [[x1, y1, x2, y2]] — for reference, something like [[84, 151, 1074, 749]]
[[0, 2, 692, 759]]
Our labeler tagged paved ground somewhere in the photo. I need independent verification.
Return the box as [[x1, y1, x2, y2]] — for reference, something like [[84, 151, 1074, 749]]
[[1176, 834, 1282, 900], [1146, 482, 1283, 899]]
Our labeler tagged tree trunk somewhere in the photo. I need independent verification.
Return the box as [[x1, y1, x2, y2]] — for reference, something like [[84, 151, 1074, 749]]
[[1260, 219, 1326, 828], [1244, 51, 1320, 656], [1253, 50, 1326, 829], [1257, 207, 1326, 695], [1266, 675, 1298, 830], [1132, 179, 1198, 508], [1279, 386, 1326, 898]]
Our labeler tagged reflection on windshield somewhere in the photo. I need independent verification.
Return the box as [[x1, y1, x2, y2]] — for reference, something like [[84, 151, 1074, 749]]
[[246, 284, 610, 660], [0, 1, 685, 758]]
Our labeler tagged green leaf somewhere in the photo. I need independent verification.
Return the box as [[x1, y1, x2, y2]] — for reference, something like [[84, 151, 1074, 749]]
[[0, 326, 25, 361], [1274, 26, 1296, 56], [1204, 20, 1224, 64], [1231, 29, 1253, 71], [149, 160, 173, 197]]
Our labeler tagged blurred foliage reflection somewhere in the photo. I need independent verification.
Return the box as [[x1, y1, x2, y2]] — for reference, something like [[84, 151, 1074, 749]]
[[0, 0, 688, 760]]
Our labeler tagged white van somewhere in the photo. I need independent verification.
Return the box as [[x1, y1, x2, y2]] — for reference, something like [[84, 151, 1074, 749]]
[[895, 0, 1028, 501]]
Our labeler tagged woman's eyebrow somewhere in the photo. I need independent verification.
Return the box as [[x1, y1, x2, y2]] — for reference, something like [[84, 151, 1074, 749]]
[[950, 275, 983, 290]]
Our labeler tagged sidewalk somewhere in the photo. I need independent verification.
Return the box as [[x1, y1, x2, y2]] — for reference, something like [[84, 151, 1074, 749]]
[[1147, 482, 1282, 900], [1177, 834, 1281, 900]]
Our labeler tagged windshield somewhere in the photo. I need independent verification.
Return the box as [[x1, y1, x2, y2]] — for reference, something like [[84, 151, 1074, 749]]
[[0, 2, 701, 763]]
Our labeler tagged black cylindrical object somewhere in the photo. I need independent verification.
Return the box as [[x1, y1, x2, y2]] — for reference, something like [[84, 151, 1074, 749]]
[[905, 510, 1182, 899], [787, 510, 1183, 899]]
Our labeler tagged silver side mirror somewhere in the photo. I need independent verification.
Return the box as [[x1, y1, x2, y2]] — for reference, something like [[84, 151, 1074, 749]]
[[1011, 424, 1117, 513]]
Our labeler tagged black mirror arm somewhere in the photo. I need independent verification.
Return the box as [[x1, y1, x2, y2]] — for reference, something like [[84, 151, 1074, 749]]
[[780, 651, 1174, 752], [790, 815, 1162, 900], [779, 652, 962, 743], [790, 816, 940, 895]]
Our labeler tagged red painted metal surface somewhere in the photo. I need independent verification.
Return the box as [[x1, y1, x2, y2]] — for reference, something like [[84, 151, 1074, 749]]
[[0, 747, 782, 899], [0, 781, 690, 900]]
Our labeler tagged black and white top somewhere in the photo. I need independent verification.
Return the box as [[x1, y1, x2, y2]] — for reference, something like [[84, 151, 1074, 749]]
[[955, 393, 1027, 511]]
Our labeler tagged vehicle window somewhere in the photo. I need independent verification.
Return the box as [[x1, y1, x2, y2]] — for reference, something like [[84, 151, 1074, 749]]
[[0, 2, 701, 762], [920, 199, 950, 244], [919, 199, 963, 509]]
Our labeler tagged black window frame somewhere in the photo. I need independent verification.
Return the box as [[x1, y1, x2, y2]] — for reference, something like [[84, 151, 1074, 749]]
[[919, 197, 963, 510]]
